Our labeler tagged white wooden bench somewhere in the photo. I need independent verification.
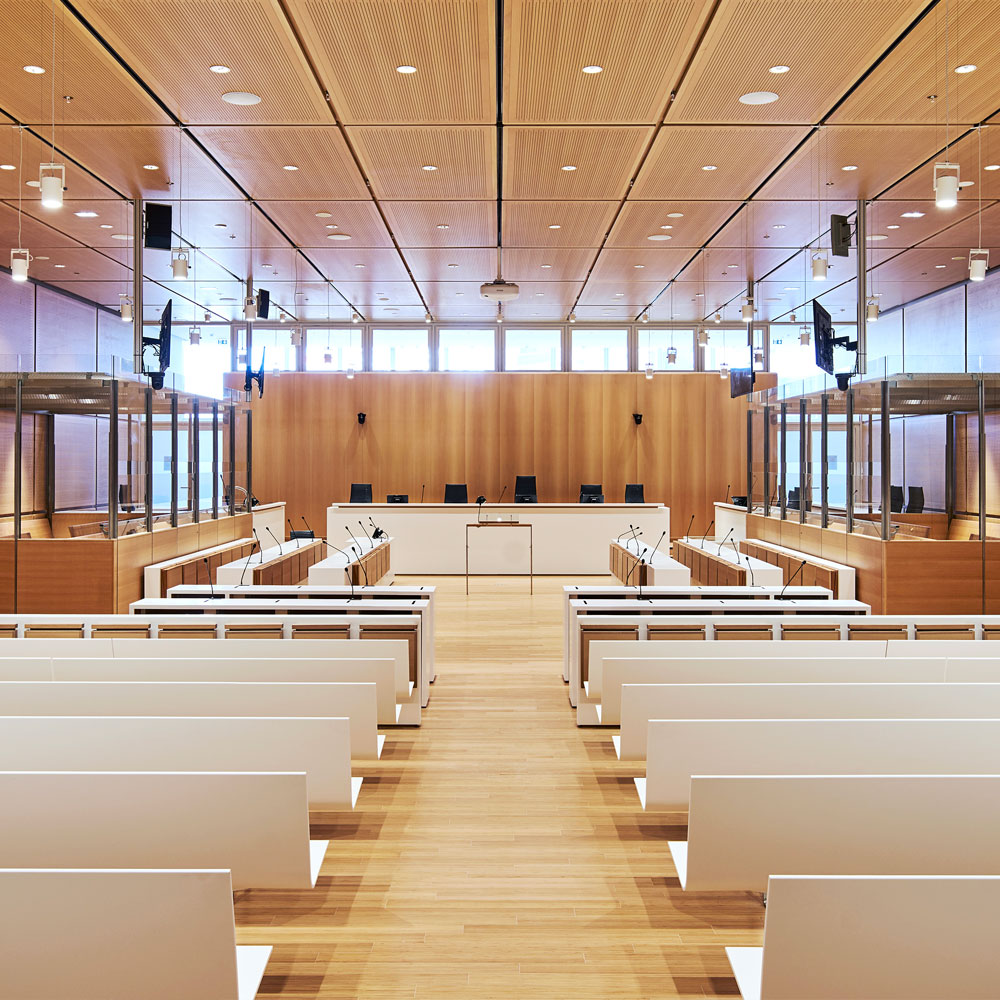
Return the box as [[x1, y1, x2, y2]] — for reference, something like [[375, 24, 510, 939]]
[[0, 770, 326, 889], [0, 680, 383, 760], [727, 875, 1000, 999], [639, 717, 1000, 812], [672, 774, 1000, 892], [0, 715, 360, 810], [0, 868, 271, 1000]]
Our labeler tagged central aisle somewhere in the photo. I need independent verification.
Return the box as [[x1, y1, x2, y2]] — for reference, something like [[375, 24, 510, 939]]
[[236, 576, 763, 999]]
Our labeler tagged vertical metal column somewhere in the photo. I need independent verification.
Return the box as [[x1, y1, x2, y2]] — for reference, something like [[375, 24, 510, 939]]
[[132, 198, 144, 376], [107, 378, 119, 539], [191, 398, 200, 523], [169, 392, 178, 527], [820, 393, 830, 527], [856, 198, 867, 375], [227, 403, 236, 516], [745, 409, 753, 507], [144, 387, 153, 533], [945, 412, 956, 525], [13, 378, 22, 543], [880, 380, 891, 540], [799, 397, 807, 524], [762, 404, 771, 517], [211, 402, 219, 520], [845, 387, 855, 534], [246, 408, 253, 510], [978, 378, 987, 544], [779, 401, 788, 520]]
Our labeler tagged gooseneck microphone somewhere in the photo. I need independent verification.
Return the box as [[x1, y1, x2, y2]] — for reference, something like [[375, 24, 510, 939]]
[[238, 537, 258, 587], [352, 546, 370, 586], [735, 538, 755, 586], [716, 526, 734, 555], [420, 483, 425, 503], [301, 516, 313, 535], [369, 516, 385, 541], [725, 483, 731, 503], [637, 558, 647, 600], [624, 546, 648, 588], [320, 538, 355, 599], [476, 495, 487, 523], [202, 558, 216, 599], [265, 526, 283, 553], [684, 514, 695, 541], [359, 519, 373, 546], [778, 559, 807, 599], [287, 518, 302, 548], [345, 524, 364, 553], [497, 485, 507, 504], [648, 530, 666, 562], [616, 527, 630, 544], [699, 518, 715, 549]]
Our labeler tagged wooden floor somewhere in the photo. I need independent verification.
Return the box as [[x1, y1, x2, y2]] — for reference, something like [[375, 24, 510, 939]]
[[235, 575, 764, 998]]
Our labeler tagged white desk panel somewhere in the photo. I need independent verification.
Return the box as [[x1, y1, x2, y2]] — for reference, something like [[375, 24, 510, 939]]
[[676, 536, 783, 587], [328, 504, 670, 575], [714, 501, 748, 542]]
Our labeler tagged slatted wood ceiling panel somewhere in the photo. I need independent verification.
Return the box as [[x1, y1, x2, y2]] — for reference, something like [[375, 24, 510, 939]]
[[880, 126, 1000, 202], [189, 126, 368, 200], [709, 200, 855, 249], [10, 200, 133, 249], [503, 126, 652, 199], [631, 125, 808, 199], [920, 202, 1000, 247], [502, 247, 596, 281], [866, 200, 983, 248], [0, 1, 169, 125], [0, 126, 116, 202], [320, 282, 422, 307], [420, 281, 506, 312], [668, 0, 931, 124], [285, 0, 495, 125], [128, 201, 289, 250], [757, 126, 951, 200], [588, 247, 693, 283], [72, 0, 330, 124], [400, 248, 496, 282], [607, 200, 740, 248], [504, 0, 710, 124], [0, 203, 100, 250], [831, 0, 1000, 124], [577, 280, 670, 306], [23, 247, 130, 283], [305, 247, 414, 283], [502, 200, 618, 246], [348, 126, 496, 199], [261, 201, 394, 248], [380, 201, 497, 248]]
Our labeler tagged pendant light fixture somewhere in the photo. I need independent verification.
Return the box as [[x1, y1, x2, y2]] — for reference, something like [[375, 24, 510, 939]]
[[719, 361, 730, 379], [714, 312, 721, 323], [243, 201, 256, 321], [666, 345, 678, 365], [38, 1, 64, 210], [741, 298, 754, 322], [934, 1, 960, 209], [568, 312, 576, 323], [11, 126, 30, 281], [866, 298, 880, 322], [799, 326, 811, 346], [351, 311, 361, 323], [640, 310, 648, 324], [811, 250, 828, 280], [424, 311, 432, 324], [171, 249, 189, 279], [119, 293, 133, 322], [171, 126, 188, 279], [644, 362, 654, 380], [188, 325, 201, 345], [970, 125, 989, 281]]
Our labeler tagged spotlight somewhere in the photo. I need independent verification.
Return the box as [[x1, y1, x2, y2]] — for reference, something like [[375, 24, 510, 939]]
[[696, 329, 708, 346], [289, 329, 303, 346], [170, 250, 189, 279], [38, 163, 65, 209], [790, 312, 796, 323], [713, 312, 721, 323], [10, 248, 30, 282], [351, 311, 360, 323], [189, 325, 201, 345], [119, 294, 133, 322], [933, 162, 960, 208], [753, 347, 764, 365], [640, 311, 648, 324], [799, 327, 811, 346], [811, 251, 828, 281], [346, 367, 356, 380], [741, 300, 753, 322], [568, 312, 576, 323], [279, 312, 287, 323], [424, 311, 432, 323], [203, 312, 211, 323], [970, 248, 989, 281], [644, 363, 654, 380], [719, 361, 730, 379], [666, 346, 678, 365], [866, 298, 879, 322]]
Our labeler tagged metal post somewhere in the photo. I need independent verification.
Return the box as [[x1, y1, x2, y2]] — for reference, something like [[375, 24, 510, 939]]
[[799, 397, 807, 524], [978, 378, 987, 544], [845, 387, 855, 534], [108, 378, 119, 539], [945, 412, 956, 526], [246, 408, 253, 510], [13, 378, 22, 543], [132, 198, 144, 376], [169, 392, 178, 527], [227, 403, 236, 517], [144, 387, 153, 533], [191, 398, 200, 523], [762, 404, 771, 517], [856, 198, 867, 375], [779, 401, 788, 520], [820, 393, 829, 528], [880, 380, 891, 541], [745, 409, 753, 508], [211, 402, 219, 520]]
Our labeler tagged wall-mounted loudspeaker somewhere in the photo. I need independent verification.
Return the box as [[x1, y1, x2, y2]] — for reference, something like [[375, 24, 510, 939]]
[[632, 413, 643, 425], [144, 203, 172, 251], [357, 412, 366, 425], [831, 214, 852, 258]]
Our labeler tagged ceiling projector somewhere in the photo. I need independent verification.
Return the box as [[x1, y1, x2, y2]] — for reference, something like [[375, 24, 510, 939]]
[[479, 280, 520, 301]]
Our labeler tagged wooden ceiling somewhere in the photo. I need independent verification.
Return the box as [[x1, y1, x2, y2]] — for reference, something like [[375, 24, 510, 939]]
[[0, 0, 998, 326]]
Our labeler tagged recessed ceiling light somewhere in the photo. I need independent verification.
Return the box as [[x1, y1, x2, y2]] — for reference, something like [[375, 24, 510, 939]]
[[647, 234, 671, 240], [867, 234, 888, 241], [548, 224, 561, 229], [985, 164, 1000, 171], [325, 224, 338, 229], [221, 91, 261, 105], [952, 256, 965, 260], [955, 64, 977, 74], [53, 263, 65, 268], [540, 264, 552, 268], [448, 263, 459, 268], [841, 164, 858, 171], [702, 164, 717, 171], [582, 65, 603, 74], [535, 292, 545, 297], [282, 165, 298, 171], [455, 292, 464, 297], [74, 210, 98, 218], [26, 180, 40, 188], [901, 211, 925, 218], [633, 264, 645, 268], [935, 263, 947, 268], [327, 233, 351, 240], [739, 91, 779, 105], [315, 211, 332, 218], [886, 224, 900, 229], [771, 224, 787, 230], [727, 263, 739, 268], [23, 65, 44, 74], [111, 233, 132, 240], [783, 286, 797, 291], [210, 65, 230, 74], [142, 164, 159, 171], [436, 223, 449, 229], [561, 164, 577, 171], [0, 164, 14, 170], [99, 224, 112, 229], [396, 65, 417, 74], [213, 222, 227, 228], [421, 164, 438, 171], [667, 212, 684, 218], [769, 65, 790, 74], [659, 224, 673, 230], [35, 255, 49, 260]]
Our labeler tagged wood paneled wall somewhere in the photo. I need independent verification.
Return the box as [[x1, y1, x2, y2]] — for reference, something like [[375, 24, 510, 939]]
[[247, 372, 750, 539]]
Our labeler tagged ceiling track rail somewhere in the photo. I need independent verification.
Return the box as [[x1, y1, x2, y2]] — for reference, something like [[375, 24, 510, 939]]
[[59, 0, 361, 322]]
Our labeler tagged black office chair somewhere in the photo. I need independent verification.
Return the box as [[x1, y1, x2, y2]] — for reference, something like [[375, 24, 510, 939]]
[[386, 494, 408, 503], [890, 485, 904, 513], [350, 483, 373, 504], [624, 483, 644, 504], [579, 484, 604, 504], [787, 486, 800, 511], [444, 483, 468, 504], [514, 475, 537, 503], [905, 486, 924, 514]]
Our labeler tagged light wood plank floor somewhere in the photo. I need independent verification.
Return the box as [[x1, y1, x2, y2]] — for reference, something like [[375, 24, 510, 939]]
[[235, 575, 763, 998]]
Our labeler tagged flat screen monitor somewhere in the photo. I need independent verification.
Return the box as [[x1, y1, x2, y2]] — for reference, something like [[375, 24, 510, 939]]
[[813, 300, 835, 375], [729, 367, 755, 398], [142, 299, 172, 389]]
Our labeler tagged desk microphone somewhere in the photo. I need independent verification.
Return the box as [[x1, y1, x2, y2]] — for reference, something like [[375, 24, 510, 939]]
[[369, 516, 385, 541], [265, 526, 283, 553], [716, 526, 734, 555], [637, 558, 647, 600], [320, 538, 355, 599], [778, 559, 807, 599], [476, 495, 487, 523], [202, 557, 217, 599], [731, 536, 755, 586], [648, 530, 666, 562], [616, 527, 630, 544], [351, 545, 370, 587], [684, 514, 695, 541], [624, 546, 648, 588], [301, 516, 313, 535], [628, 530, 643, 553], [497, 485, 507, 504], [420, 483, 425, 503], [238, 537, 258, 587], [699, 519, 714, 549], [359, 519, 373, 546], [725, 483, 731, 503], [345, 524, 364, 554], [287, 518, 302, 547]]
